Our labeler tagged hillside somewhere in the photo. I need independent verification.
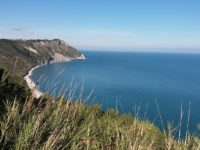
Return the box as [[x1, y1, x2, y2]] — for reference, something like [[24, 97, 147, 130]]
[[0, 39, 83, 77]]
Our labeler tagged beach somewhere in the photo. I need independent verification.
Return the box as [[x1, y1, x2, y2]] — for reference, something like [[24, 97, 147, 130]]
[[24, 64, 45, 98], [24, 54, 86, 98]]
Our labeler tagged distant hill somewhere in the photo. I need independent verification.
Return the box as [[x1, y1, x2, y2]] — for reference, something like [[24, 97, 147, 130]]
[[0, 39, 83, 77]]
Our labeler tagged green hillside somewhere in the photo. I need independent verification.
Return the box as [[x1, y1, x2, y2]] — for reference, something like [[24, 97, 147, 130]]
[[0, 39, 81, 77]]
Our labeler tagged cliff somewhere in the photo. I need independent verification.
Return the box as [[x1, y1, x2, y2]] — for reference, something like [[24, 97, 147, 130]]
[[0, 39, 84, 77]]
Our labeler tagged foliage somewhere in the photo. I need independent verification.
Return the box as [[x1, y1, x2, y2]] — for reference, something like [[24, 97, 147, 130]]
[[0, 97, 199, 150], [0, 68, 29, 115]]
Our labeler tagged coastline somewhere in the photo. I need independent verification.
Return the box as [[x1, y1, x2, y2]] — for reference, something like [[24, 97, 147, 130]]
[[24, 64, 45, 98], [24, 54, 86, 99]]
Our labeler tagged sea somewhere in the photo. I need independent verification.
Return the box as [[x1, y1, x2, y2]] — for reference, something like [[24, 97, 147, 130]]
[[31, 51, 200, 137]]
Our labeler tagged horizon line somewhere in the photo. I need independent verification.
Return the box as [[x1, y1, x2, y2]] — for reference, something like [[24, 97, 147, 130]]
[[80, 48, 200, 54]]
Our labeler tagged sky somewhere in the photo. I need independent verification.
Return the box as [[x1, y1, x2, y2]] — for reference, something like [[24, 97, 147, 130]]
[[0, 0, 200, 52]]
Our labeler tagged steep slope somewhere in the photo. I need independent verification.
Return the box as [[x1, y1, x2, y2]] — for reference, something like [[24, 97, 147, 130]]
[[0, 39, 84, 77]]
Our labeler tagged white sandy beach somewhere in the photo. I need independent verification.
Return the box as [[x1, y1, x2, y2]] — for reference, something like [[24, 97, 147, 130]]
[[24, 54, 86, 98], [24, 65, 44, 98]]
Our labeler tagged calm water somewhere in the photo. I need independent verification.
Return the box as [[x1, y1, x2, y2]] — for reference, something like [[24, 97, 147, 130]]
[[31, 51, 200, 136]]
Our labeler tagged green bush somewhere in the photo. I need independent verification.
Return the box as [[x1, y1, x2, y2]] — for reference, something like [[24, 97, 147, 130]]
[[0, 68, 29, 115]]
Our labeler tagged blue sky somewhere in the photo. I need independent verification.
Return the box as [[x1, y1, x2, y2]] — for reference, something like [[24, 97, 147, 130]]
[[0, 0, 200, 52]]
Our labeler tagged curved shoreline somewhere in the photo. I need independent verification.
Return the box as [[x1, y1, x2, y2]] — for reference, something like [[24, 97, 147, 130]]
[[24, 64, 45, 98], [24, 54, 86, 98]]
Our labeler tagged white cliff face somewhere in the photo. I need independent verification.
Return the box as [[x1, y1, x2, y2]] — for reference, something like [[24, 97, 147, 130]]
[[53, 53, 71, 62], [39, 41, 45, 46], [81, 54, 86, 59], [73, 54, 86, 60], [25, 46, 38, 54], [51, 53, 86, 63]]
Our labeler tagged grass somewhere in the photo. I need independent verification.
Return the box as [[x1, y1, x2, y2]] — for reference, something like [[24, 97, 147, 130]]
[[0, 97, 163, 149], [0, 68, 200, 149], [0, 97, 200, 150]]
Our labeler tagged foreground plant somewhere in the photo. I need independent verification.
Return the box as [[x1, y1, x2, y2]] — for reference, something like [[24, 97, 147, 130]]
[[0, 95, 199, 150]]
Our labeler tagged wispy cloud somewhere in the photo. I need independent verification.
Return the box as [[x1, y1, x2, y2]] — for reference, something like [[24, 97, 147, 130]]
[[0, 24, 47, 39], [11, 27, 23, 31]]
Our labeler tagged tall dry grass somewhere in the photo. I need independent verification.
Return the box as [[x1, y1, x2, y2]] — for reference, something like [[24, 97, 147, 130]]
[[0, 95, 199, 150]]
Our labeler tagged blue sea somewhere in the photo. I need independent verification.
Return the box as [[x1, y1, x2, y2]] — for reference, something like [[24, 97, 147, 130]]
[[31, 51, 200, 137]]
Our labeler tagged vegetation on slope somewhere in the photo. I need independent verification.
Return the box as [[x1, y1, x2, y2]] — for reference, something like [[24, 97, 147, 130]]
[[0, 68, 30, 114], [0, 39, 81, 77], [0, 68, 200, 150]]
